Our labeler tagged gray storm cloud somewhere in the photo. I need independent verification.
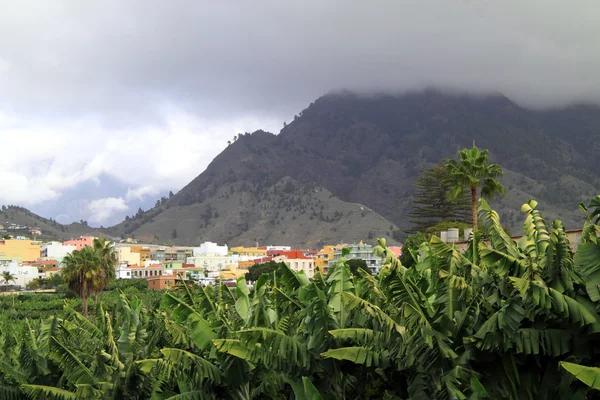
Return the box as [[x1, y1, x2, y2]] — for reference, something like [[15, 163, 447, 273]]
[[1, 0, 599, 225], [1, 0, 599, 124]]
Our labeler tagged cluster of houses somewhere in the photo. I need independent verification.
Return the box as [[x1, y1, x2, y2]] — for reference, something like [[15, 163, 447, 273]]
[[0, 222, 42, 236], [2, 225, 585, 291], [0, 235, 403, 290]]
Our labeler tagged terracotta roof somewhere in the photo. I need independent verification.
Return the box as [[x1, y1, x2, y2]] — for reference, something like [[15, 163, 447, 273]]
[[45, 267, 61, 272], [126, 264, 164, 269], [388, 246, 402, 257]]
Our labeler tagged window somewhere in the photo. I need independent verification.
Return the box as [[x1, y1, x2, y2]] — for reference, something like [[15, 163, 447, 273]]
[[127, 272, 130, 277]]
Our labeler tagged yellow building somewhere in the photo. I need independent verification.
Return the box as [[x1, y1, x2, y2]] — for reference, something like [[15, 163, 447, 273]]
[[219, 263, 248, 280], [44, 267, 62, 279], [131, 246, 152, 264], [314, 245, 343, 275], [230, 246, 267, 258], [0, 239, 41, 262], [116, 246, 141, 266]]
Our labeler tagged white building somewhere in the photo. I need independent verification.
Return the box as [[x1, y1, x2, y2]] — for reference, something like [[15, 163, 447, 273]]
[[0, 262, 40, 287], [328, 242, 383, 275], [193, 242, 228, 257], [284, 258, 315, 279], [187, 253, 239, 273], [266, 245, 291, 251], [41, 241, 76, 264], [116, 264, 165, 279]]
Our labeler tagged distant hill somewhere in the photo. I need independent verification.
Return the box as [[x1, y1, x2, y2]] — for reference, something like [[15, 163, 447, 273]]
[[9, 89, 600, 247], [0, 206, 111, 242]]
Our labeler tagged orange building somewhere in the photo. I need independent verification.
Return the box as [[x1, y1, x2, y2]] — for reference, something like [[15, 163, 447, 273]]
[[147, 274, 176, 290], [314, 245, 343, 275]]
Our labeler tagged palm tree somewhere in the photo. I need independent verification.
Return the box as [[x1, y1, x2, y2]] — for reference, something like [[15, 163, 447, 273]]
[[62, 247, 100, 316], [445, 145, 505, 230], [1, 271, 15, 285], [92, 237, 117, 305]]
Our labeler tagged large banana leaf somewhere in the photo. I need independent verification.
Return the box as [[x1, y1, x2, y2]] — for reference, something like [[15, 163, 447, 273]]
[[574, 240, 600, 302], [20, 385, 78, 400], [560, 361, 600, 389]]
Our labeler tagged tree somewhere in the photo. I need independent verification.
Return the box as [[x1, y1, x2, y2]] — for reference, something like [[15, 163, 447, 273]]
[[445, 145, 505, 230], [169, 191, 174, 198], [346, 259, 370, 277], [1, 271, 15, 285], [92, 237, 117, 305], [399, 231, 427, 267], [244, 260, 280, 281], [407, 162, 472, 233], [62, 246, 101, 316]]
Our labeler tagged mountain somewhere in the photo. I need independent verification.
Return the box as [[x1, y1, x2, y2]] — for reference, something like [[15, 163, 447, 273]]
[[114, 89, 599, 246], [11, 89, 600, 247]]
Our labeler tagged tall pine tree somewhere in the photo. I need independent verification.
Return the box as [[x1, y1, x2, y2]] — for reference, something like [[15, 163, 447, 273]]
[[407, 161, 472, 233]]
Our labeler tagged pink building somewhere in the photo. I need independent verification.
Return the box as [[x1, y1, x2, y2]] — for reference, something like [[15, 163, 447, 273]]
[[63, 236, 95, 251]]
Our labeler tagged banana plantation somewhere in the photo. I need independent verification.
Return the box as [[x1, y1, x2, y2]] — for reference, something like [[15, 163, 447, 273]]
[[3, 198, 600, 399]]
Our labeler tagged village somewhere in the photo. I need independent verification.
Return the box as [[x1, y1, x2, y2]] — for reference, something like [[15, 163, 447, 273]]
[[0, 231, 404, 290]]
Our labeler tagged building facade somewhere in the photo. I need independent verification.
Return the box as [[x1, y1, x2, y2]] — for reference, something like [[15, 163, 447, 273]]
[[116, 264, 165, 279], [0, 262, 41, 287], [41, 241, 76, 264], [193, 242, 228, 256], [186, 254, 239, 273], [147, 274, 176, 290], [314, 245, 343, 275], [328, 242, 383, 275], [116, 246, 141, 266], [63, 236, 95, 250], [285, 257, 315, 279], [231, 246, 267, 258], [0, 239, 41, 263]]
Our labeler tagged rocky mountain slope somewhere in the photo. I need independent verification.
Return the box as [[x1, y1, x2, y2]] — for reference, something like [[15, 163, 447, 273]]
[[121, 89, 598, 245], [113, 177, 398, 247]]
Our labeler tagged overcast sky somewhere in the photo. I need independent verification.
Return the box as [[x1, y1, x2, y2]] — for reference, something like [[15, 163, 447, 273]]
[[1, 0, 599, 226]]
